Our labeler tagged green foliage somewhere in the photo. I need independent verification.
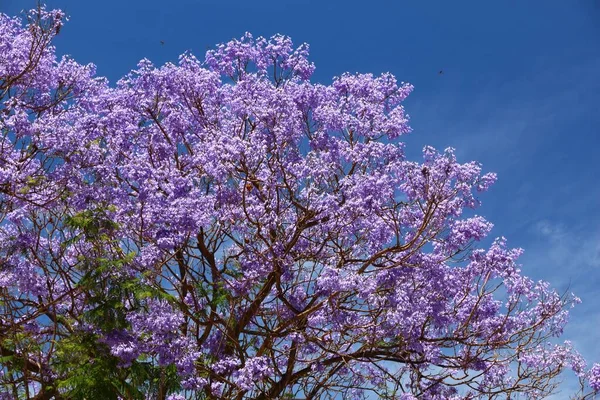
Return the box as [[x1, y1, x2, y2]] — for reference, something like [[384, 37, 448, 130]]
[[53, 332, 181, 399], [64, 207, 119, 242], [55, 210, 185, 398], [16, 175, 46, 194], [48, 313, 184, 399], [54, 333, 125, 400]]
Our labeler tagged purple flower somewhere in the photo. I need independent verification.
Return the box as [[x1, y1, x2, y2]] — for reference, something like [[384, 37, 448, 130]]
[[589, 363, 600, 392]]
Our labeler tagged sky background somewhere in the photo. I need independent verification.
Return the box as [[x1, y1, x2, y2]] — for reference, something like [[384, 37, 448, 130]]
[[2, 0, 599, 396]]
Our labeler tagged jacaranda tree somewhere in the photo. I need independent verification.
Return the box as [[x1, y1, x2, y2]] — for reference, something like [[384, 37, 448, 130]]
[[1, 6, 599, 400]]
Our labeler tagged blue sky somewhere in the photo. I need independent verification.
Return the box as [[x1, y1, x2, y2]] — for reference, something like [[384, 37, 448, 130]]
[[2, 0, 600, 395]]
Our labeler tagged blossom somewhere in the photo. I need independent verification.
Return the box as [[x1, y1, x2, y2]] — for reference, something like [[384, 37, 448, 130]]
[[589, 363, 600, 392]]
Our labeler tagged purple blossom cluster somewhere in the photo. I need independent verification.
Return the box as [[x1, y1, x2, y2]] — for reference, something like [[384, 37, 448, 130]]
[[0, 6, 598, 399]]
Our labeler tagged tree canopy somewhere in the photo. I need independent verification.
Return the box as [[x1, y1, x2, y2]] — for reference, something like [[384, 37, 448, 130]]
[[0, 6, 599, 399]]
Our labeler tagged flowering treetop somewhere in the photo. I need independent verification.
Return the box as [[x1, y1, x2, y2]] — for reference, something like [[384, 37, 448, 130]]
[[0, 6, 598, 399]]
